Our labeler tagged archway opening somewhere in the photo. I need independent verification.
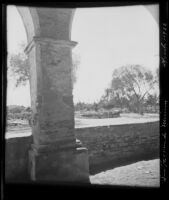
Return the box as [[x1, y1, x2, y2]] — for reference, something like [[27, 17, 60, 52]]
[[6, 5, 31, 139], [71, 5, 159, 129]]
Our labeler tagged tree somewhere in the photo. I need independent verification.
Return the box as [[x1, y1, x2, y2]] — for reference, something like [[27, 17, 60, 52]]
[[7, 105, 26, 114], [145, 93, 159, 113], [8, 42, 80, 87], [93, 102, 99, 111], [8, 43, 29, 87], [109, 65, 157, 114]]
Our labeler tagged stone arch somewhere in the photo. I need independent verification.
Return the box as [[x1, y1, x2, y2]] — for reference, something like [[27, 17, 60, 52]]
[[16, 7, 77, 145], [17, 7, 40, 43], [14, 6, 89, 183]]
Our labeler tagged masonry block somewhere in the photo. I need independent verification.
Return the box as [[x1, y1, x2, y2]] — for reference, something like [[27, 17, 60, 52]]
[[28, 143, 90, 183]]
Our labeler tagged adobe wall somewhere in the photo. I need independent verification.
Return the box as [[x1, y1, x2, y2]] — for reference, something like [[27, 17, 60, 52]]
[[5, 121, 159, 181], [5, 136, 33, 182], [75, 121, 159, 174]]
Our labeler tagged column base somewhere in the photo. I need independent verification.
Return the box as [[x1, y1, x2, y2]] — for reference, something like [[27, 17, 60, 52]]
[[28, 141, 90, 183]]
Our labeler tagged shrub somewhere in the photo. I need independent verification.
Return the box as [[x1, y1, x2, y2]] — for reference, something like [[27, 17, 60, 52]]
[[7, 105, 25, 114], [7, 105, 31, 121]]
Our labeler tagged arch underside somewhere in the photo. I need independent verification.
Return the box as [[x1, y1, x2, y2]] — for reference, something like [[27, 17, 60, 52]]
[[17, 6, 75, 43]]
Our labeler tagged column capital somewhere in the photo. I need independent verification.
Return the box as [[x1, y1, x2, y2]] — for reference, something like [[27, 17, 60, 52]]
[[24, 36, 78, 54]]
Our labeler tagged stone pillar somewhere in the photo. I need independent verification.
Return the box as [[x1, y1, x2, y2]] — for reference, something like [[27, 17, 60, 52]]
[[25, 36, 89, 183]]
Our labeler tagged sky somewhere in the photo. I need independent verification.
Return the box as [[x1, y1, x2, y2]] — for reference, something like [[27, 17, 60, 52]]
[[7, 5, 159, 106]]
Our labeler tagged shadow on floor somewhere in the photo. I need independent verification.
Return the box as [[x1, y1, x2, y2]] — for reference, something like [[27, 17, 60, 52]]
[[89, 152, 159, 175]]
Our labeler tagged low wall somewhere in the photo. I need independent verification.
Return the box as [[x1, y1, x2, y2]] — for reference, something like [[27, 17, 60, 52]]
[[5, 121, 159, 181], [5, 136, 32, 182], [75, 121, 159, 174]]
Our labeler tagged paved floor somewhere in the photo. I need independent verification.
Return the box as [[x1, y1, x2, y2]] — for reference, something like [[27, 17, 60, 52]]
[[90, 159, 160, 187]]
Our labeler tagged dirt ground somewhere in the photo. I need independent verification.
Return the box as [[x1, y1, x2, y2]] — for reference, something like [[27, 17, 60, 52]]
[[6, 113, 159, 139], [75, 114, 159, 128], [90, 159, 160, 187]]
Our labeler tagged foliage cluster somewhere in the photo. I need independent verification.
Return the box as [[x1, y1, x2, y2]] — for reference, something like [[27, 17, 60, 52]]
[[7, 105, 31, 120]]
